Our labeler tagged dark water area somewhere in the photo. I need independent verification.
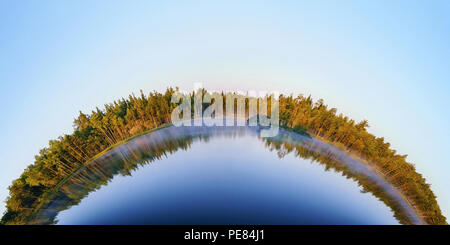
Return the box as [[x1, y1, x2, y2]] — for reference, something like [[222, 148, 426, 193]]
[[34, 126, 419, 225]]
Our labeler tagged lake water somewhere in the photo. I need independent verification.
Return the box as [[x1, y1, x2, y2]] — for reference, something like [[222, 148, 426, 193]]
[[35, 126, 411, 225]]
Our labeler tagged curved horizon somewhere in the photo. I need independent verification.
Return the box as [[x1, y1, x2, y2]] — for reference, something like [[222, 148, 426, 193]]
[[1, 89, 445, 225]]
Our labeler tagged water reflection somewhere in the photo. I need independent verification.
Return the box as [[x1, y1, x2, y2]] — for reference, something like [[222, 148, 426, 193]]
[[32, 126, 420, 225]]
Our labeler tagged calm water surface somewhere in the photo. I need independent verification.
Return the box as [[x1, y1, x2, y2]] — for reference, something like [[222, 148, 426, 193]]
[[34, 126, 405, 225]]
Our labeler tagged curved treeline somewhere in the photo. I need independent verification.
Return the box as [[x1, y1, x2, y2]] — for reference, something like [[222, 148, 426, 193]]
[[1, 88, 177, 225], [1, 88, 446, 225], [278, 95, 446, 225], [265, 134, 422, 224], [33, 130, 197, 224]]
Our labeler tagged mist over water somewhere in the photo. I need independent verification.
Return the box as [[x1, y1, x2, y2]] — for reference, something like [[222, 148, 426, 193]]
[[34, 125, 419, 225]]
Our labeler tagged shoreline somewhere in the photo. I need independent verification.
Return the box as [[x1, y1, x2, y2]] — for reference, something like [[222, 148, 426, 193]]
[[29, 123, 426, 225]]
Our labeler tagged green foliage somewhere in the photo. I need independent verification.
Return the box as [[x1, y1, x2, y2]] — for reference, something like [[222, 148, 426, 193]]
[[278, 94, 446, 225], [1, 89, 446, 225], [1, 88, 176, 225]]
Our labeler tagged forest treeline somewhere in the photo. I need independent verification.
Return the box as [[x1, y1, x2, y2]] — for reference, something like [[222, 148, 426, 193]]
[[30, 128, 197, 224], [1, 88, 446, 225]]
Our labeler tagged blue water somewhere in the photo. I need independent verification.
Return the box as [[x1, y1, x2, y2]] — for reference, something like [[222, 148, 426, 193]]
[[54, 127, 399, 225]]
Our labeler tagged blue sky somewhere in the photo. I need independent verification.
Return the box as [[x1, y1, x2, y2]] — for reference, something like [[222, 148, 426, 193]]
[[1, 0, 449, 219]]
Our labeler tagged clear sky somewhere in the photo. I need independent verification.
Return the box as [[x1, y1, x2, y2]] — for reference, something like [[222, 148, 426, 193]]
[[1, 0, 449, 219]]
